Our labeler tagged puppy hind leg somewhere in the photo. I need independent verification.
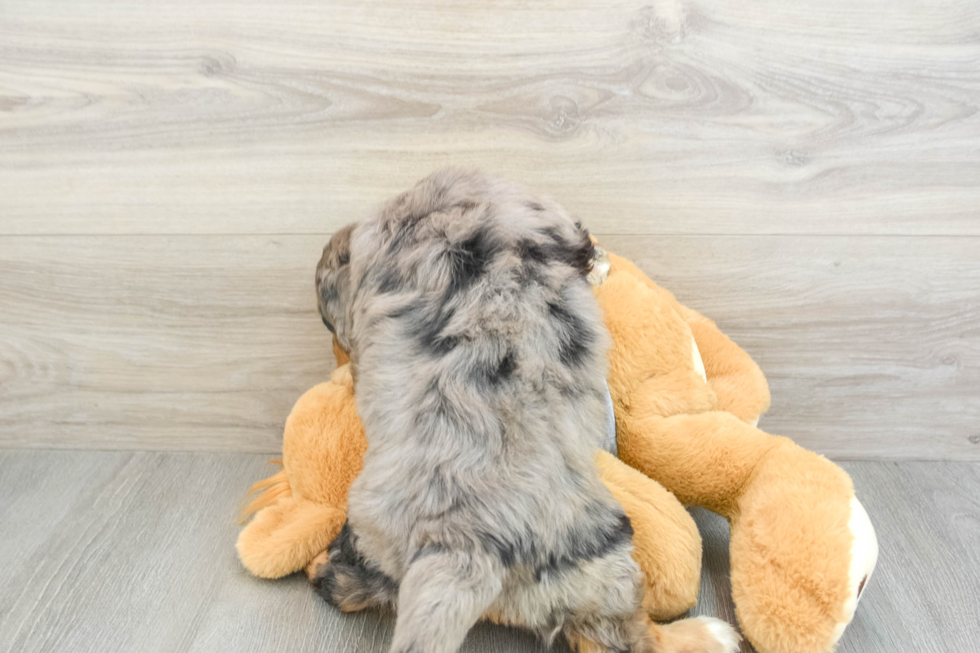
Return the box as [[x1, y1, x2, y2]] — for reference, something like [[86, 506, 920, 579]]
[[389, 548, 502, 653], [564, 608, 649, 653], [566, 609, 740, 653], [646, 615, 741, 653], [311, 522, 399, 613]]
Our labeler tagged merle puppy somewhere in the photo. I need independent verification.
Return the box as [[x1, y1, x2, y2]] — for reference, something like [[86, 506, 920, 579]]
[[312, 169, 737, 653]]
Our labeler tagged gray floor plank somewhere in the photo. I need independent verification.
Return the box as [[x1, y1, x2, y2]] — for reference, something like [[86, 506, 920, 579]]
[[0, 451, 976, 652]]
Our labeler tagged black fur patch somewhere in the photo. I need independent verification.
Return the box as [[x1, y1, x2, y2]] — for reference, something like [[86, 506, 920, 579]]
[[568, 228, 595, 277], [477, 530, 521, 568], [474, 349, 517, 387], [444, 226, 498, 298], [415, 305, 459, 355], [491, 351, 516, 384], [548, 300, 594, 367], [526, 201, 545, 212], [516, 238, 550, 266], [320, 313, 335, 334], [477, 513, 631, 580], [393, 300, 460, 357], [321, 279, 340, 305], [534, 513, 633, 581], [517, 227, 594, 278], [409, 542, 449, 564], [377, 268, 403, 294], [446, 229, 497, 299]]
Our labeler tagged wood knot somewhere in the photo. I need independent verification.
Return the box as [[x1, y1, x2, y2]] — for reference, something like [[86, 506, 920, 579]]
[[199, 53, 236, 77], [631, 2, 689, 45]]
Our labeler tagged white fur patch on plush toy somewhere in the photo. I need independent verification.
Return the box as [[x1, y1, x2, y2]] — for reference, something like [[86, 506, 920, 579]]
[[691, 337, 707, 384], [831, 497, 879, 644]]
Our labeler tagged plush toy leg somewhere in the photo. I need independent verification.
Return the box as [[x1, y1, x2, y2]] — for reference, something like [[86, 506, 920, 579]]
[[595, 271, 717, 419], [677, 305, 771, 425], [619, 410, 877, 653], [236, 498, 346, 579], [597, 252, 770, 426], [595, 451, 702, 620], [618, 410, 777, 515]]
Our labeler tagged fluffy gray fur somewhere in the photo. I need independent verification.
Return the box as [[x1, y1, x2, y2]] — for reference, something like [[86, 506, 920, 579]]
[[313, 169, 662, 653]]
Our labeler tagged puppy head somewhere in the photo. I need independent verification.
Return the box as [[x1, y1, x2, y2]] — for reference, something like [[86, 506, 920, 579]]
[[316, 223, 356, 352]]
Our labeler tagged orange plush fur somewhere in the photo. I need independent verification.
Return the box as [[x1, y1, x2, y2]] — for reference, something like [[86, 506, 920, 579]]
[[237, 250, 876, 653], [596, 253, 876, 653]]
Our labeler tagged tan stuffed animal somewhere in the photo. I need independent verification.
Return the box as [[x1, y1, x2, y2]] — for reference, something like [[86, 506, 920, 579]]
[[237, 249, 877, 653], [595, 251, 878, 653]]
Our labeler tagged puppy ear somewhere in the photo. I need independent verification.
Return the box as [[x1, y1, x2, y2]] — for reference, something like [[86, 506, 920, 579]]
[[317, 224, 357, 350], [568, 220, 596, 278]]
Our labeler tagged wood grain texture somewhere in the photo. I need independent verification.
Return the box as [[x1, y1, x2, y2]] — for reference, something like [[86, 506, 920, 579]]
[[834, 460, 980, 653], [1, 0, 979, 457], [2, 234, 977, 459], [1, 0, 979, 235], [0, 236, 333, 453], [0, 450, 554, 653], [602, 234, 980, 460], [1, 452, 977, 653]]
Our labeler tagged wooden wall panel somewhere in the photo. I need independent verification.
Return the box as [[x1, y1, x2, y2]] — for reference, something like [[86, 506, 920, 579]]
[[1, 235, 976, 459], [2, 0, 978, 458]]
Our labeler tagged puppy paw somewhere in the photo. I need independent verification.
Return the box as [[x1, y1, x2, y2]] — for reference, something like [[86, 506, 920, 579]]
[[306, 549, 329, 582], [655, 616, 741, 653], [696, 617, 740, 653]]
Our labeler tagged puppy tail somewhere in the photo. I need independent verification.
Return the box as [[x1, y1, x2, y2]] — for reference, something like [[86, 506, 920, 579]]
[[645, 616, 740, 653]]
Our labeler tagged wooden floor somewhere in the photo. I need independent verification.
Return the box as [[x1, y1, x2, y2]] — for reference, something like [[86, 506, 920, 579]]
[[0, 450, 976, 653], [2, 0, 979, 460]]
